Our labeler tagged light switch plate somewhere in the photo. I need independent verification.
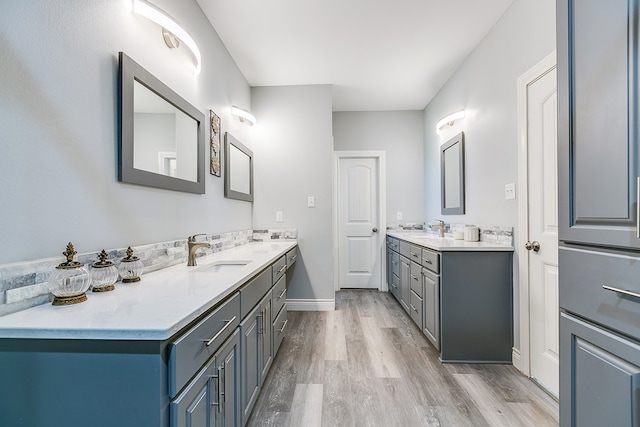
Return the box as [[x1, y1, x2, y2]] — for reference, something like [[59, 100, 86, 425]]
[[276, 211, 283, 222], [396, 211, 403, 220], [307, 196, 315, 208], [505, 183, 516, 200]]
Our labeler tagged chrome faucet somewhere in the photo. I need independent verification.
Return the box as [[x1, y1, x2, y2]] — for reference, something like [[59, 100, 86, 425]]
[[187, 234, 211, 266], [432, 220, 445, 238]]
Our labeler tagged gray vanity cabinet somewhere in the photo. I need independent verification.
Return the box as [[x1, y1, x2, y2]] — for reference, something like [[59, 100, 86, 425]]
[[560, 313, 640, 427], [557, 0, 640, 250], [215, 329, 241, 427], [240, 304, 261, 426]]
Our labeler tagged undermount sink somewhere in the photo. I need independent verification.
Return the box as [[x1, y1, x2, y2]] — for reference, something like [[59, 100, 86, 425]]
[[192, 260, 250, 273]]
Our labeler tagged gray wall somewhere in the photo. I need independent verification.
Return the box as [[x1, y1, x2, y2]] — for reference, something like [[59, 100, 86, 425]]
[[251, 85, 334, 301], [0, 0, 253, 264], [423, 0, 556, 350], [333, 111, 425, 225]]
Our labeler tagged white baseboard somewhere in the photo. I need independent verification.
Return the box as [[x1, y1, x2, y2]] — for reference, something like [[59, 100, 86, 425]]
[[512, 347, 523, 372], [286, 299, 335, 311]]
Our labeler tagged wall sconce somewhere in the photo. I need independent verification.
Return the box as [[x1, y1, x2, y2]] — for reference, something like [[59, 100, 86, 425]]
[[436, 110, 465, 135], [231, 105, 257, 127], [133, 0, 202, 75]]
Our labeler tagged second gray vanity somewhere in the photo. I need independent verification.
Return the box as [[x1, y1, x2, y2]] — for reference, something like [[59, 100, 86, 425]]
[[387, 232, 513, 363]]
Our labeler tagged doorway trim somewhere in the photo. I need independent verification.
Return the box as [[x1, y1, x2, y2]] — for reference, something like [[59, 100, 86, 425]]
[[332, 151, 387, 292], [516, 51, 557, 374]]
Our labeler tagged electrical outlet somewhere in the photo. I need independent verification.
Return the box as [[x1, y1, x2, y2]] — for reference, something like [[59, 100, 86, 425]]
[[505, 183, 516, 200], [307, 196, 315, 208], [396, 211, 403, 220], [276, 211, 283, 222]]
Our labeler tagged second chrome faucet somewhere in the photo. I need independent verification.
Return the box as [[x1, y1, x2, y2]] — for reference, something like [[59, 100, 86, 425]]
[[187, 234, 211, 266]]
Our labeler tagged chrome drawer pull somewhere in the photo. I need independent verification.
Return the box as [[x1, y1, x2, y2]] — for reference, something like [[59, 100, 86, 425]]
[[289, 254, 297, 262], [411, 274, 419, 281], [209, 366, 223, 412], [204, 316, 237, 347], [277, 265, 286, 274], [602, 285, 640, 301], [279, 319, 288, 333], [277, 288, 287, 299], [410, 252, 418, 258], [424, 259, 432, 264]]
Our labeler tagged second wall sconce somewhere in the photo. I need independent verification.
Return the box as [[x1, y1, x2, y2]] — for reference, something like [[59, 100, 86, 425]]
[[436, 110, 465, 135], [133, 0, 202, 75], [231, 105, 257, 127]]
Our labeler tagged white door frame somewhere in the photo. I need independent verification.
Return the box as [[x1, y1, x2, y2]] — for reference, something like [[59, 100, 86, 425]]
[[333, 151, 387, 292], [516, 51, 557, 374]]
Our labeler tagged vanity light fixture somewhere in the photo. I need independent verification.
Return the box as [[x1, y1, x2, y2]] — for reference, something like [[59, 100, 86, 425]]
[[132, 0, 202, 75], [231, 105, 257, 127], [436, 110, 465, 135]]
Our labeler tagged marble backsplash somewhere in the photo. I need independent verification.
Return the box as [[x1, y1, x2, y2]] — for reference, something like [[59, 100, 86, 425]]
[[0, 229, 297, 317], [387, 221, 513, 246]]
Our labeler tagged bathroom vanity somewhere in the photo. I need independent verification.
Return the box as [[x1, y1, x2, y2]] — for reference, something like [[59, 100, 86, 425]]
[[0, 241, 297, 427], [387, 231, 513, 363]]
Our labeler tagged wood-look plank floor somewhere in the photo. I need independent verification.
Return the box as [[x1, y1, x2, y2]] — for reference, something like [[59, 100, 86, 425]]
[[247, 290, 559, 427]]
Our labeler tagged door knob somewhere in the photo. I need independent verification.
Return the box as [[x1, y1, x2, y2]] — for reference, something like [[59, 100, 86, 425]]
[[372, 227, 378, 233], [525, 241, 540, 252]]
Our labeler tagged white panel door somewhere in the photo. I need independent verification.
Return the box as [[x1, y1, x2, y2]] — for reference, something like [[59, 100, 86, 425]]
[[338, 157, 380, 289], [527, 66, 559, 397]]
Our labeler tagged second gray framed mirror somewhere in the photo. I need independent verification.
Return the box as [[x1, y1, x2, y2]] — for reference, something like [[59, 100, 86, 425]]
[[224, 132, 253, 202], [441, 131, 465, 215]]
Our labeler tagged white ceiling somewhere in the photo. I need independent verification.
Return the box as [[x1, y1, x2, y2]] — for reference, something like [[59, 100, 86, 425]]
[[197, 0, 514, 111]]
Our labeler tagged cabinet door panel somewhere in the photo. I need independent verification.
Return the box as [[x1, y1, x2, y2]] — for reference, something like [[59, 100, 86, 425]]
[[399, 257, 410, 313], [259, 293, 273, 384], [240, 306, 261, 426], [171, 356, 216, 427], [558, 0, 640, 248], [214, 329, 240, 427], [560, 313, 640, 426], [422, 269, 440, 351]]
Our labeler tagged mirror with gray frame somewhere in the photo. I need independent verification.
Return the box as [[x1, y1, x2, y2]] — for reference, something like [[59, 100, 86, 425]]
[[441, 132, 465, 214], [118, 52, 205, 194], [224, 132, 253, 202]]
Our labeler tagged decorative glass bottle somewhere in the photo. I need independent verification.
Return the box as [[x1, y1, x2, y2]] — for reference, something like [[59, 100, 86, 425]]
[[48, 242, 91, 305], [90, 250, 118, 292], [118, 246, 143, 283]]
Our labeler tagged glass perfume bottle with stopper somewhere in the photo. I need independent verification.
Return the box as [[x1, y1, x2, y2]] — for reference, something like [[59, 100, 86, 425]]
[[48, 242, 91, 305], [90, 250, 118, 292], [119, 246, 143, 283]]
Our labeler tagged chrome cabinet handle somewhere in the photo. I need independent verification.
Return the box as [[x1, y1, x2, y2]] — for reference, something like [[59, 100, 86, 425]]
[[204, 316, 237, 347], [410, 274, 419, 281], [277, 265, 286, 274], [636, 176, 640, 239], [424, 259, 432, 264], [279, 319, 288, 333], [277, 288, 286, 299], [289, 254, 297, 262], [409, 304, 418, 313], [603, 285, 640, 301], [209, 366, 224, 413], [410, 252, 419, 258]]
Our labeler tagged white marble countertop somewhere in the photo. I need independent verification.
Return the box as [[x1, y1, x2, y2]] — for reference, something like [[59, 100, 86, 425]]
[[0, 241, 297, 341], [387, 231, 514, 252]]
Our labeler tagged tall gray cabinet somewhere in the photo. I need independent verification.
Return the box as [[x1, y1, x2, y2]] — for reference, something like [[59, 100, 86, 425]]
[[557, 0, 640, 425]]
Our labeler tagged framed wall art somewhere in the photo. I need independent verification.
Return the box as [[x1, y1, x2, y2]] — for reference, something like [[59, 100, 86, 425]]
[[210, 110, 221, 176]]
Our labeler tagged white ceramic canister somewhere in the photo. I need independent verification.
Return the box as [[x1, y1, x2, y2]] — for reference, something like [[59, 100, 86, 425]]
[[453, 231, 464, 240], [464, 227, 479, 242]]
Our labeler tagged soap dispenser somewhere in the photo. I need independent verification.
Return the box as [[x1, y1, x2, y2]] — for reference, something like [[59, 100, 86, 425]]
[[48, 242, 91, 305]]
